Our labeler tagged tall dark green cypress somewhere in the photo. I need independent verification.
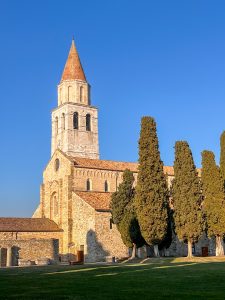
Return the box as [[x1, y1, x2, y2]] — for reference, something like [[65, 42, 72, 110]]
[[201, 150, 225, 256], [111, 169, 135, 225], [220, 131, 225, 185], [135, 117, 168, 256], [172, 141, 203, 257], [111, 169, 145, 257], [118, 205, 145, 257]]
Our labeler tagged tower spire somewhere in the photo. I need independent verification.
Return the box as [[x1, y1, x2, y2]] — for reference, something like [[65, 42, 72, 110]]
[[61, 39, 86, 82]]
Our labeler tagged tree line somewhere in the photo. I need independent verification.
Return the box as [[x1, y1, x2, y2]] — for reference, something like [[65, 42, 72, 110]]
[[111, 116, 225, 258]]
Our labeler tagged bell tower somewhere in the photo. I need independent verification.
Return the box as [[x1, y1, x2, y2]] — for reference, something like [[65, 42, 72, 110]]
[[51, 39, 100, 159]]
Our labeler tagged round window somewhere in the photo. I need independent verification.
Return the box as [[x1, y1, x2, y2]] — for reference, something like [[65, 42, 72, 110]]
[[55, 158, 60, 171]]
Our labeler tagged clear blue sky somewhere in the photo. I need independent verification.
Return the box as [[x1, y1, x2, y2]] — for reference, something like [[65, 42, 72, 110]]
[[0, 0, 225, 216]]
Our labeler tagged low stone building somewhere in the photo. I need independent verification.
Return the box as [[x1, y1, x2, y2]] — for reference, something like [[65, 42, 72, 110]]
[[0, 218, 62, 266]]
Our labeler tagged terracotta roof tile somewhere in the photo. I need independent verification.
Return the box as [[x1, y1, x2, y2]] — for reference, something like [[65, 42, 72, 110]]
[[71, 156, 202, 177], [72, 157, 138, 172], [71, 156, 175, 176], [75, 191, 112, 211], [0, 218, 62, 232], [61, 39, 86, 82]]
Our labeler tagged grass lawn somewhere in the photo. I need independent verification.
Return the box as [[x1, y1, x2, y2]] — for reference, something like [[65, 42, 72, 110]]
[[0, 257, 225, 299]]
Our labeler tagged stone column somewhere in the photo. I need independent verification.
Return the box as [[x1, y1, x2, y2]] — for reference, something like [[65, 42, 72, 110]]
[[6, 247, 12, 267], [0, 247, 2, 267]]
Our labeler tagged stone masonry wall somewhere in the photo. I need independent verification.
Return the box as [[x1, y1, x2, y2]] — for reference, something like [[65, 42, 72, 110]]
[[39, 150, 176, 261], [73, 168, 138, 193], [42, 150, 74, 254], [71, 193, 128, 262], [95, 211, 128, 261], [72, 167, 174, 194], [52, 103, 99, 159], [72, 193, 96, 262], [165, 232, 221, 257], [0, 231, 62, 241], [0, 239, 58, 265]]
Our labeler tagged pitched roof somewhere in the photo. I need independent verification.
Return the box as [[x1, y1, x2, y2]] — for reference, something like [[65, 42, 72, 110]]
[[72, 157, 139, 172], [75, 191, 112, 211], [71, 156, 202, 177], [61, 39, 86, 82], [71, 156, 175, 176], [0, 218, 62, 232]]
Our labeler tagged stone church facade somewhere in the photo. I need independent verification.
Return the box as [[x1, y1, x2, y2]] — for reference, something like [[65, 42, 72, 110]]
[[0, 40, 217, 266]]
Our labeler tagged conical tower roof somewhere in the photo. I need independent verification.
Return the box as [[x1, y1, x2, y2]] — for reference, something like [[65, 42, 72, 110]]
[[61, 39, 86, 82]]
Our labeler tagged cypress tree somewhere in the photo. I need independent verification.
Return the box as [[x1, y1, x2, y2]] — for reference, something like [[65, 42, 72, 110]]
[[201, 150, 225, 256], [111, 169, 145, 257], [172, 141, 203, 258], [220, 131, 225, 185], [111, 169, 135, 225], [118, 206, 145, 257], [135, 116, 168, 256]]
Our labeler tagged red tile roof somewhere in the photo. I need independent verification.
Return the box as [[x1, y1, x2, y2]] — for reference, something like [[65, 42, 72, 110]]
[[75, 191, 112, 211], [71, 156, 175, 176], [61, 39, 86, 82], [73, 157, 138, 172], [0, 218, 62, 232]]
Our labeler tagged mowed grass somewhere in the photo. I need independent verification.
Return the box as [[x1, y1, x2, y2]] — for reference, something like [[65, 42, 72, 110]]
[[0, 257, 225, 299]]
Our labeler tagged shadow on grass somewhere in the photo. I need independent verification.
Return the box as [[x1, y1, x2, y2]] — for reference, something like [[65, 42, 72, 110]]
[[42, 260, 200, 276], [1, 258, 225, 299]]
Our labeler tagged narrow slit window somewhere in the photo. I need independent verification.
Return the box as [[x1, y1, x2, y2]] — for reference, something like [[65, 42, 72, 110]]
[[55, 117, 58, 135], [86, 114, 91, 131], [62, 113, 65, 130], [86, 179, 91, 191], [60, 88, 62, 104], [54, 195, 58, 217], [73, 112, 78, 129], [80, 86, 83, 102], [104, 180, 109, 192], [68, 86, 72, 101], [110, 218, 113, 229]]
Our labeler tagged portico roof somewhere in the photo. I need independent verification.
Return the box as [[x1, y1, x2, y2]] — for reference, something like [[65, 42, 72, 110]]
[[0, 218, 62, 232]]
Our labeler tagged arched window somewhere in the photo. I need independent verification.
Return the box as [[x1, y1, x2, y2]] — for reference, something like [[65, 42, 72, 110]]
[[73, 112, 78, 129], [55, 117, 58, 135], [104, 180, 109, 192], [68, 86, 72, 101], [80, 86, 83, 102], [55, 158, 60, 171], [54, 194, 58, 217], [86, 114, 91, 131], [60, 88, 62, 104], [51, 192, 58, 218], [61, 113, 65, 130], [86, 179, 91, 191]]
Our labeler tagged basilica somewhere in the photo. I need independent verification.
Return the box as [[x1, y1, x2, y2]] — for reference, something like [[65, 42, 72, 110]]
[[0, 40, 212, 267]]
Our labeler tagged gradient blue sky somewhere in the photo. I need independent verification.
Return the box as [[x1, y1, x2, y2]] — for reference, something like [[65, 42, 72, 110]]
[[0, 0, 225, 216]]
